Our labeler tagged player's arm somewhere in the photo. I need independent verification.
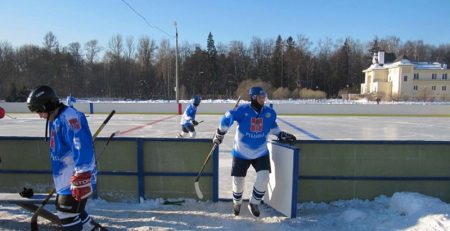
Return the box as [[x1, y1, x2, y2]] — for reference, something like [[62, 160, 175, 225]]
[[270, 112, 296, 142], [213, 108, 239, 144], [65, 115, 95, 201]]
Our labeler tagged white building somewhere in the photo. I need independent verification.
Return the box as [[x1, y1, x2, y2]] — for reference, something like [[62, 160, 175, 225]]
[[361, 51, 450, 100]]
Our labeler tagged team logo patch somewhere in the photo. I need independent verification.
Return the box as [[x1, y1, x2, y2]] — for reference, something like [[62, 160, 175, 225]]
[[265, 112, 271, 118], [251, 117, 263, 132], [69, 118, 81, 129]]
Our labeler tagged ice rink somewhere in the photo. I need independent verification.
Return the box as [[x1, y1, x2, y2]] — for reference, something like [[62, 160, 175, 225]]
[[2, 112, 450, 199]]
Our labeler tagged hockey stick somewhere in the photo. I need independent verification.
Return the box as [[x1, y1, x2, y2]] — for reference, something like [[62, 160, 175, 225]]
[[5, 113, 17, 119], [194, 96, 241, 199], [92, 110, 116, 141], [0, 106, 16, 119], [194, 120, 204, 126], [30, 188, 55, 231], [31, 110, 116, 230], [96, 130, 120, 161]]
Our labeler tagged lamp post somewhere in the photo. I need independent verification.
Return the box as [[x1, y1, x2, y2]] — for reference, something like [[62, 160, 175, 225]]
[[174, 22, 181, 114], [174, 21, 179, 103]]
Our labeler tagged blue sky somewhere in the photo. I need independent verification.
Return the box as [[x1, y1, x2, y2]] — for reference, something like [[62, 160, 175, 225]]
[[1, 0, 449, 49]]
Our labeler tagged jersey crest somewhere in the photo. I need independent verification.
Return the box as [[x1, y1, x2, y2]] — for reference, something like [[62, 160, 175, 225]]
[[251, 117, 263, 132], [69, 118, 81, 130]]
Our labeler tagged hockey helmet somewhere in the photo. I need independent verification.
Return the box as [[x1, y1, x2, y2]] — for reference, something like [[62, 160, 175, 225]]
[[248, 86, 267, 101], [192, 95, 202, 106], [27, 85, 60, 113]]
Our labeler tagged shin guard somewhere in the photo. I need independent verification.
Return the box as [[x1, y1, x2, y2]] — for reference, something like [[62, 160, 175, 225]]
[[250, 170, 269, 205]]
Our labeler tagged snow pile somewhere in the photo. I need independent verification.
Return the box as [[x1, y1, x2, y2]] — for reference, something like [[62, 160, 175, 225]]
[[2, 192, 450, 230]]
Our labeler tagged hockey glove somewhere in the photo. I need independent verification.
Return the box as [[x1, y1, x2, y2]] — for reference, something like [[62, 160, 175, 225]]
[[278, 131, 297, 143], [192, 120, 199, 126], [70, 171, 92, 201], [19, 187, 34, 198], [213, 128, 226, 144]]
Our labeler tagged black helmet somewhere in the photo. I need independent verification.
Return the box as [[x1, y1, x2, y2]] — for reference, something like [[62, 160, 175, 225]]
[[27, 85, 60, 113]]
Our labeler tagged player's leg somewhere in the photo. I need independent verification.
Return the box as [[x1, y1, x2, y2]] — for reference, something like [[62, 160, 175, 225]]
[[231, 156, 251, 216], [248, 155, 271, 217], [178, 126, 189, 138], [56, 194, 105, 230], [55, 194, 87, 230], [186, 124, 196, 138]]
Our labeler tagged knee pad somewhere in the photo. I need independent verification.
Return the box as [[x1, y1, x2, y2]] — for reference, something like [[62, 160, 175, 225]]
[[189, 131, 196, 138], [56, 194, 87, 214]]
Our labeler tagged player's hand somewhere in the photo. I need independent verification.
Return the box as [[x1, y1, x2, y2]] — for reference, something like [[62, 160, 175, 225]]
[[278, 131, 296, 143], [213, 129, 226, 144], [192, 120, 199, 126], [70, 171, 92, 201]]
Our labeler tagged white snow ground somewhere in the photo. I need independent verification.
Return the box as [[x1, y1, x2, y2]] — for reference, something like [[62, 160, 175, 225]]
[[1, 192, 450, 230]]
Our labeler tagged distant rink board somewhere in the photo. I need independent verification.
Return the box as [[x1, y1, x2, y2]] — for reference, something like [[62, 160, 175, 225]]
[[265, 141, 299, 218], [2, 102, 450, 115]]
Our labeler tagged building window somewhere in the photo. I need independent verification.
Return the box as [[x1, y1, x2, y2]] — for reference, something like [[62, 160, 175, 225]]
[[443, 86, 447, 91], [414, 73, 419, 79], [413, 85, 418, 90], [432, 86, 436, 91], [443, 74, 448, 80], [432, 73, 437, 79], [403, 76, 408, 81]]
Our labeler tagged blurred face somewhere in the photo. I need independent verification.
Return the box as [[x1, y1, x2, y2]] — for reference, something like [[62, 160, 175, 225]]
[[256, 94, 266, 106], [37, 112, 49, 119]]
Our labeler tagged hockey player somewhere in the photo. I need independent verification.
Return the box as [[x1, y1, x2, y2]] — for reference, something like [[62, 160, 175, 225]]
[[213, 86, 296, 217], [66, 94, 76, 107], [27, 85, 105, 230], [178, 95, 201, 138]]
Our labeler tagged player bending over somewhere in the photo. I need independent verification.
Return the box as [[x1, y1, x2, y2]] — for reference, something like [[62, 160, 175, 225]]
[[27, 85, 105, 230]]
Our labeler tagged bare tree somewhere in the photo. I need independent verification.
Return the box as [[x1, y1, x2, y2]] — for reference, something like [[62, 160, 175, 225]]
[[137, 36, 156, 69], [84, 40, 102, 64], [125, 36, 135, 61], [43, 31, 59, 52]]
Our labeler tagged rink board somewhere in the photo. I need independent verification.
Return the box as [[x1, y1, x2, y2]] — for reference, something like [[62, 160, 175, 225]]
[[295, 140, 450, 203], [0, 137, 218, 202]]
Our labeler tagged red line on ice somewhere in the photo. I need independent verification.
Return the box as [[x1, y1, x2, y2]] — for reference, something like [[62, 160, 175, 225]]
[[119, 114, 178, 135]]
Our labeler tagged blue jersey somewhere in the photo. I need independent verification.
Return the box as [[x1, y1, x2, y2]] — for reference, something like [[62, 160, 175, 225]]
[[219, 103, 281, 160], [180, 103, 198, 126], [48, 106, 97, 195]]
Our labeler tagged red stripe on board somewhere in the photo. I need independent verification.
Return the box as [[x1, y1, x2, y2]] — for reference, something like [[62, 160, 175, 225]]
[[119, 115, 178, 135]]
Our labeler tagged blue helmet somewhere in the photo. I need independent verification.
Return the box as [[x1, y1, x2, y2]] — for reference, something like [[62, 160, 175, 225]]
[[192, 95, 202, 106], [248, 86, 267, 100]]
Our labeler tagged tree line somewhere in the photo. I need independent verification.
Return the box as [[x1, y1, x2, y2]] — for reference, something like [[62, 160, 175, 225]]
[[1, 31, 449, 101]]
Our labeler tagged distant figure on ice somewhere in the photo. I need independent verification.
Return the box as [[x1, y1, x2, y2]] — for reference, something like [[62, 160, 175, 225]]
[[212, 86, 296, 217], [66, 94, 76, 107], [178, 95, 202, 138], [27, 85, 105, 230]]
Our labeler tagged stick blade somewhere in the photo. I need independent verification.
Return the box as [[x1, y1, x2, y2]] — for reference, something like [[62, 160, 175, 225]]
[[194, 181, 204, 199]]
